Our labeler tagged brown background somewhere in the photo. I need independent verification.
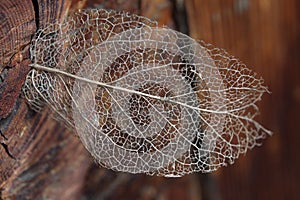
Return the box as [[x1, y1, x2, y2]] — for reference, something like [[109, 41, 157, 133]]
[[184, 1, 299, 199], [0, 0, 299, 199]]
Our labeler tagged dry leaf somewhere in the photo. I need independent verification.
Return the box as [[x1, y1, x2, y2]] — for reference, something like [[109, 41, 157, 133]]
[[23, 9, 272, 177]]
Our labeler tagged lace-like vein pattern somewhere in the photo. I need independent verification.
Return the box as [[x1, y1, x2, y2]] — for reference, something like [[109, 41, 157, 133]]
[[23, 9, 272, 177]]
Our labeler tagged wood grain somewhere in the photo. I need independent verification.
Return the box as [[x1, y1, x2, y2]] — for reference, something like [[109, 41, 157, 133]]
[[186, 0, 300, 199], [0, 0, 203, 199], [0, 0, 36, 68], [0, 0, 91, 199], [2, 0, 297, 199]]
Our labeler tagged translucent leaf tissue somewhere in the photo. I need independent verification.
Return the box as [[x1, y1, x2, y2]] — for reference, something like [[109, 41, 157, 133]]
[[23, 9, 272, 177]]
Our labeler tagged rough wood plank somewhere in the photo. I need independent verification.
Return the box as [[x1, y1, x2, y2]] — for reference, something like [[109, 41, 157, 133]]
[[0, 0, 36, 68], [0, 0, 36, 118], [1, 0, 203, 199], [0, 102, 91, 199], [0, 0, 91, 199], [0, 0, 72, 118], [0, 59, 31, 119], [35, 0, 72, 28], [185, 0, 300, 199]]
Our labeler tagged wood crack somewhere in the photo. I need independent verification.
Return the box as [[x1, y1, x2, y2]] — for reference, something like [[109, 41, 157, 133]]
[[0, 130, 15, 160]]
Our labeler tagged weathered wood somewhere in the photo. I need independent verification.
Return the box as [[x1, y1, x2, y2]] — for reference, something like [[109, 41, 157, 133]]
[[186, 0, 300, 199], [0, 0, 35, 118], [0, 0, 36, 68], [0, 0, 204, 199], [0, 0, 91, 199], [0, 59, 31, 119], [0, 102, 90, 199], [0, 0, 73, 119]]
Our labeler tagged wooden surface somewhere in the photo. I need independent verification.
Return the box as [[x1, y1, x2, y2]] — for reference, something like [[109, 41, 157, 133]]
[[0, 0, 299, 199], [185, 0, 299, 199], [0, 0, 201, 199]]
